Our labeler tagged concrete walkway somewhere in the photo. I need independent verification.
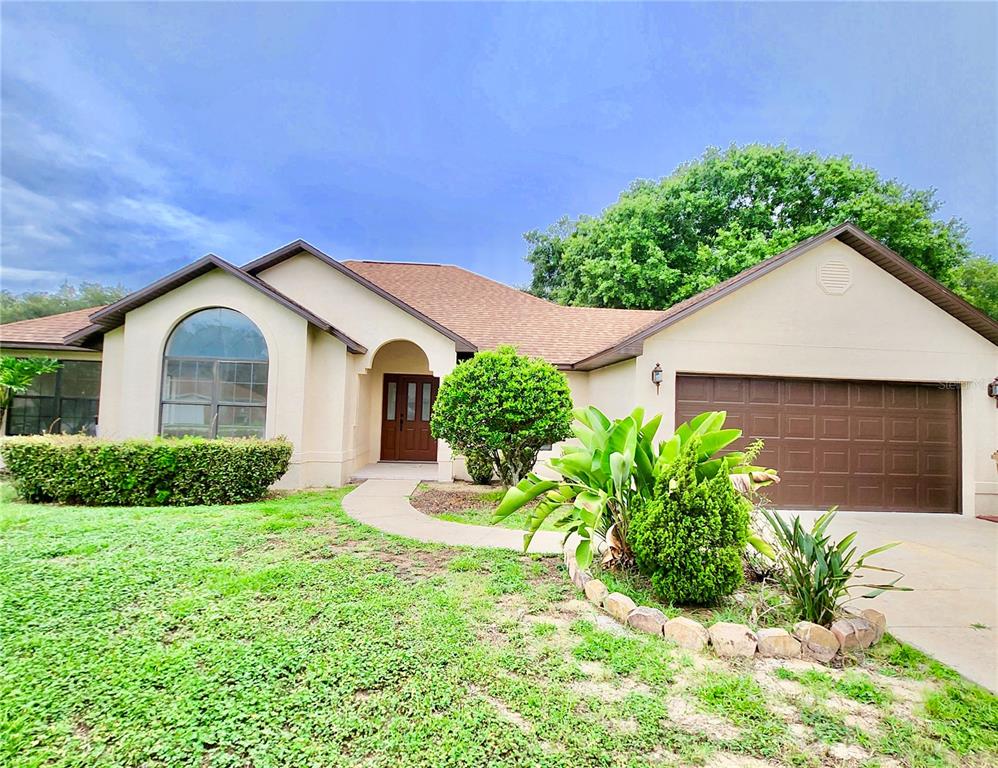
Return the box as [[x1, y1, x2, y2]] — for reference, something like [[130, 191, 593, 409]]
[[342, 478, 564, 554], [797, 510, 997, 692]]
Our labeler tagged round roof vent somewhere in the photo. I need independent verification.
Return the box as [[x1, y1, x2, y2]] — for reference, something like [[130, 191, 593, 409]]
[[817, 260, 852, 294]]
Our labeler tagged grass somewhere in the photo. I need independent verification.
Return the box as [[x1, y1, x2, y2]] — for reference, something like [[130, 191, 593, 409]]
[[2, 485, 996, 767]]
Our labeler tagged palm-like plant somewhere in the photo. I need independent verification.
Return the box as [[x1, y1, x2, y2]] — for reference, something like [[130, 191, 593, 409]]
[[493, 406, 659, 568], [761, 507, 910, 626], [493, 407, 779, 568]]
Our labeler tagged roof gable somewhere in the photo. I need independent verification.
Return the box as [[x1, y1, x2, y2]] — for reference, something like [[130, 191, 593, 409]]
[[244, 241, 477, 353], [574, 222, 998, 368], [63, 254, 366, 352]]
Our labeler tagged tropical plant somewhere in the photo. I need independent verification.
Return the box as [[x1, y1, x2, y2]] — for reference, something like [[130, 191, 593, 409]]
[[430, 346, 573, 487], [0, 355, 61, 429], [493, 406, 661, 568], [493, 407, 777, 568], [630, 436, 751, 604], [655, 411, 779, 491], [761, 507, 910, 626]]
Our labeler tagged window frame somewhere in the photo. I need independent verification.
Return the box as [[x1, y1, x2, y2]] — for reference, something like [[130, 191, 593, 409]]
[[159, 355, 268, 439], [4, 359, 101, 436], [158, 308, 269, 440]]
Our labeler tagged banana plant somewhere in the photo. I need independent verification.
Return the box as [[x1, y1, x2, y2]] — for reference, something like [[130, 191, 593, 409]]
[[493, 406, 660, 568], [656, 410, 778, 489]]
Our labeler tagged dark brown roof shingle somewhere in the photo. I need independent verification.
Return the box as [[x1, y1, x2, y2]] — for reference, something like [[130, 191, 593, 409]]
[[0, 307, 105, 350], [342, 260, 666, 366]]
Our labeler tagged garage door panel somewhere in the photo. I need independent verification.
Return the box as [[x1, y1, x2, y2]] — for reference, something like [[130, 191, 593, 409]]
[[820, 381, 850, 407], [712, 377, 748, 404], [888, 450, 918, 475], [922, 386, 957, 410], [785, 381, 816, 405], [852, 382, 886, 408], [676, 374, 959, 513], [853, 448, 885, 475], [819, 446, 849, 473], [853, 415, 885, 441], [784, 414, 816, 439], [748, 378, 780, 404], [889, 417, 918, 442], [748, 412, 780, 438], [819, 415, 850, 440]]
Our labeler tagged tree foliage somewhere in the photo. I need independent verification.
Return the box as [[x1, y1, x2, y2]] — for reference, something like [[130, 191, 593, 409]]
[[430, 346, 573, 487], [0, 356, 61, 428], [949, 256, 998, 320], [525, 144, 983, 312], [0, 281, 127, 323]]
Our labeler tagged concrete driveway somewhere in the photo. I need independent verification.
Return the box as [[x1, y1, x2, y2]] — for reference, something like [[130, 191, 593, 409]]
[[796, 510, 998, 692]]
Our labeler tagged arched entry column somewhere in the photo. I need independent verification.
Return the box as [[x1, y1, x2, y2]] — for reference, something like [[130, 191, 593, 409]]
[[363, 339, 439, 464]]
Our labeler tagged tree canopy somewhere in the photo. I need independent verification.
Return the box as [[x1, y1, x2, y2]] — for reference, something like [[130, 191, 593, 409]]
[[525, 145, 993, 317], [0, 282, 127, 324]]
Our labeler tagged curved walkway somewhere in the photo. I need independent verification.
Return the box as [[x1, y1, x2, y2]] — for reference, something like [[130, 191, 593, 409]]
[[342, 478, 564, 554]]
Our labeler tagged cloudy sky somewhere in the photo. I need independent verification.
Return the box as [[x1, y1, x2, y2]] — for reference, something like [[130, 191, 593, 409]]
[[1, 2, 995, 293]]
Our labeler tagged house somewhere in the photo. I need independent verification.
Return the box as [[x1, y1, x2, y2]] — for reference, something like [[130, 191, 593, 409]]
[[2, 223, 996, 516]]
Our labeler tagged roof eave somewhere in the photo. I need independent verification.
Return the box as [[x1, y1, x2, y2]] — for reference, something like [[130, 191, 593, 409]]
[[244, 241, 478, 353], [574, 222, 998, 363], [80, 254, 367, 354]]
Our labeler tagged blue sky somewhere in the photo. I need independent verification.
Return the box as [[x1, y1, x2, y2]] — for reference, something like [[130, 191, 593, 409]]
[[2, 2, 995, 293]]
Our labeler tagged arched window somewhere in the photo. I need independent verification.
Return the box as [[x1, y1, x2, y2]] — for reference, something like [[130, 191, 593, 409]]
[[160, 308, 268, 438]]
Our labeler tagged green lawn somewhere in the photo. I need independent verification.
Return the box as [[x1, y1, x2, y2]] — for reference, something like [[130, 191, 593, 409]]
[[2, 488, 995, 767]]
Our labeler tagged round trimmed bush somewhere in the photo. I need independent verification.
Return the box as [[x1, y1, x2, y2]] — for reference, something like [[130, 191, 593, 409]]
[[430, 345, 572, 486], [630, 436, 750, 605]]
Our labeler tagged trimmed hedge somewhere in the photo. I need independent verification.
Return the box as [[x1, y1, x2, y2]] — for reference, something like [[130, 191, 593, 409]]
[[0, 435, 292, 506]]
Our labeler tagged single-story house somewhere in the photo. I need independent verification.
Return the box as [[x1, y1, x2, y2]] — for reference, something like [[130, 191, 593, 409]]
[[2, 223, 996, 516]]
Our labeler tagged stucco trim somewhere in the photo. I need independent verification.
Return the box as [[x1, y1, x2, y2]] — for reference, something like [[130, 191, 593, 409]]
[[243, 240, 478, 353], [573, 222, 998, 370], [64, 255, 366, 353]]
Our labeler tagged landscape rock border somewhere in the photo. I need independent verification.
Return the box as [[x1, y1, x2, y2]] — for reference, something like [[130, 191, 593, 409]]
[[562, 540, 887, 664]]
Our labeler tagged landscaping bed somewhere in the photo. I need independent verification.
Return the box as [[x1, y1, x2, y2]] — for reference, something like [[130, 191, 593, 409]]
[[2, 485, 995, 767], [410, 482, 557, 531]]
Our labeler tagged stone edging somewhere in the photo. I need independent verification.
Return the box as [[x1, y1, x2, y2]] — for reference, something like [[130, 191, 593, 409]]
[[564, 541, 887, 662]]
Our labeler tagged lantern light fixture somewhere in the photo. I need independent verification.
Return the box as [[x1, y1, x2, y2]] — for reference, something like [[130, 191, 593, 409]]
[[651, 363, 663, 394]]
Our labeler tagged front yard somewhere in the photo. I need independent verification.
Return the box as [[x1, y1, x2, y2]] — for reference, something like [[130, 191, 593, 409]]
[[2, 487, 995, 767]]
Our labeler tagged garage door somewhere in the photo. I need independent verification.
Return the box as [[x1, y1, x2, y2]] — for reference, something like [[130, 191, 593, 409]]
[[675, 374, 960, 513]]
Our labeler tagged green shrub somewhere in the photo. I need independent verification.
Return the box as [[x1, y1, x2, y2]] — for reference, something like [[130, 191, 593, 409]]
[[0, 435, 292, 506], [430, 345, 572, 487], [630, 436, 750, 604], [464, 450, 495, 485]]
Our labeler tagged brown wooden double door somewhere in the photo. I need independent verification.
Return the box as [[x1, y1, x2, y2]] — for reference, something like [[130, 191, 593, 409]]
[[380, 374, 439, 461], [676, 374, 961, 514]]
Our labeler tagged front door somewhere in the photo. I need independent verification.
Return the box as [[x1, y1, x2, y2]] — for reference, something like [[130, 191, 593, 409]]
[[380, 373, 438, 461]]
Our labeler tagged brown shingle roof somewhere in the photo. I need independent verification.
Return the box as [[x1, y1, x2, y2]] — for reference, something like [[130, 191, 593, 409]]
[[0, 307, 105, 351], [342, 260, 667, 366]]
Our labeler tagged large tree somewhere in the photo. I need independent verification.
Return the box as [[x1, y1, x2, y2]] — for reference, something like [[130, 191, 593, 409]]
[[526, 145, 991, 316], [0, 282, 127, 324]]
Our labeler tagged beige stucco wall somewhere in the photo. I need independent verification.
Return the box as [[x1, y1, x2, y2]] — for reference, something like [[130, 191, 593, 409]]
[[255, 253, 460, 481], [96, 268, 333, 488], [622, 239, 997, 516]]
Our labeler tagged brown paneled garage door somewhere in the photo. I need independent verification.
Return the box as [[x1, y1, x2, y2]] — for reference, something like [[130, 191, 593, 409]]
[[675, 374, 960, 513]]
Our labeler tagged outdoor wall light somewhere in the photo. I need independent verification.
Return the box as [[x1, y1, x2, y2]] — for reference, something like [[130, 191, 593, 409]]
[[988, 377, 998, 408], [651, 363, 663, 394]]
